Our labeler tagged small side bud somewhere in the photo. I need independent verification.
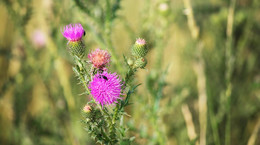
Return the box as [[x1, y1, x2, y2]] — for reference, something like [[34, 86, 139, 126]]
[[127, 58, 134, 66], [67, 41, 85, 58], [131, 38, 148, 58], [134, 57, 147, 69], [83, 105, 92, 113]]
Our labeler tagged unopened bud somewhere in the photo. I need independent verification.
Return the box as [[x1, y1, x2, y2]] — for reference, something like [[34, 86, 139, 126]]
[[134, 57, 147, 69], [127, 58, 134, 66], [131, 38, 148, 58], [83, 105, 92, 113]]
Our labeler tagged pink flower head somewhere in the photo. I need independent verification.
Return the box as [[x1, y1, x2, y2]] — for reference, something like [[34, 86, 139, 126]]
[[88, 48, 111, 68], [62, 23, 85, 41], [89, 71, 122, 106], [135, 38, 146, 45]]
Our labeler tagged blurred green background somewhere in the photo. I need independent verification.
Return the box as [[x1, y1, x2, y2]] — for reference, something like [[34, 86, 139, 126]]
[[0, 0, 259, 145]]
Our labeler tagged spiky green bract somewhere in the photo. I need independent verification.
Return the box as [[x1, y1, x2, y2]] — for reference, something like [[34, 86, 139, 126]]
[[131, 38, 148, 58], [134, 57, 147, 69], [131, 44, 148, 58], [67, 40, 85, 58]]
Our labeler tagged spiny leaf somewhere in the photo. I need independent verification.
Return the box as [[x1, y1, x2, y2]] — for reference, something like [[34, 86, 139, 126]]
[[123, 55, 130, 68], [120, 83, 141, 110]]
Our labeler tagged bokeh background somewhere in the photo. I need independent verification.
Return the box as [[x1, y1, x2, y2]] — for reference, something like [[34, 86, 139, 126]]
[[0, 0, 259, 145]]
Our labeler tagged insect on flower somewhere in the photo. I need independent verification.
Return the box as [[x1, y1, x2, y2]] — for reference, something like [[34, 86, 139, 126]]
[[89, 71, 122, 106], [98, 75, 108, 81]]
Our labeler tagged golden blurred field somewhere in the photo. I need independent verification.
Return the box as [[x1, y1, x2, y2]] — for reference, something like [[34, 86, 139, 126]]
[[0, 0, 259, 145]]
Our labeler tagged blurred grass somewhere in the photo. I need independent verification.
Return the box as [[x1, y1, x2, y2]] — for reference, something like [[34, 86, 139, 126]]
[[0, 0, 260, 145]]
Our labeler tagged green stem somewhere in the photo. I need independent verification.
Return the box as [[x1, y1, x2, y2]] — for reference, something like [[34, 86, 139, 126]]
[[150, 109, 165, 145], [208, 96, 221, 145], [225, 84, 232, 145], [74, 57, 91, 95], [112, 105, 119, 124], [109, 104, 119, 143], [79, 71, 90, 95], [225, 0, 236, 144], [123, 68, 136, 87], [97, 105, 110, 117], [101, 127, 111, 143]]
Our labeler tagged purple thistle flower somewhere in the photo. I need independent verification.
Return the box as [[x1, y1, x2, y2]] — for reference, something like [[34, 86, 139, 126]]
[[62, 23, 85, 42], [89, 71, 122, 107]]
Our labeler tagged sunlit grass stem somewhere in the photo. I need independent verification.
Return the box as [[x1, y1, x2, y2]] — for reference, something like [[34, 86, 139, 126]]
[[183, 0, 208, 145], [225, 0, 236, 145]]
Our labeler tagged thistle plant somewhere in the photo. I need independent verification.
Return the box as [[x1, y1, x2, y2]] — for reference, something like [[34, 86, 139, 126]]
[[62, 23, 149, 144]]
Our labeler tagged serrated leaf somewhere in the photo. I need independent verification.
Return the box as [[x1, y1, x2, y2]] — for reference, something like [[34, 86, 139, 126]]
[[123, 55, 130, 68], [119, 84, 141, 110], [72, 67, 80, 76]]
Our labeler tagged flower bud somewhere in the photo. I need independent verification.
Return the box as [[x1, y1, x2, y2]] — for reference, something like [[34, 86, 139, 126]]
[[127, 58, 134, 66], [134, 57, 147, 69], [131, 38, 148, 58], [83, 105, 92, 113], [67, 41, 85, 58]]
